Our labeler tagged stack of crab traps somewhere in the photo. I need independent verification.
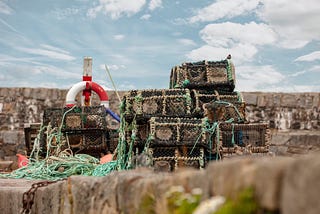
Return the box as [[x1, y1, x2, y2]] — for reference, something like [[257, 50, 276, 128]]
[[121, 58, 270, 171]]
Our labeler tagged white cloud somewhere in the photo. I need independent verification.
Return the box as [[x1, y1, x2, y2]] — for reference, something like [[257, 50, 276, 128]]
[[188, 22, 277, 63], [310, 65, 320, 72], [118, 81, 137, 90], [289, 65, 320, 77], [40, 44, 71, 55], [189, 0, 260, 23], [188, 0, 320, 49], [148, 0, 162, 11], [87, 0, 146, 19], [17, 45, 75, 61], [187, 44, 257, 63], [187, 43, 258, 64], [177, 38, 196, 46], [140, 14, 151, 20], [266, 84, 320, 92], [113, 34, 125, 40], [200, 22, 277, 47], [235, 65, 285, 91], [52, 7, 80, 20], [0, 18, 19, 33], [288, 70, 307, 77], [257, 0, 320, 49], [101, 64, 126, 71], [294, 51, 320, 62], [0, 1, 13, 15]]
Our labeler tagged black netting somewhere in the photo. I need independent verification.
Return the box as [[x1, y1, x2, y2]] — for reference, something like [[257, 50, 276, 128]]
[[220, 123, 268, 149], [152, 147, 176, 158], [165, 97, 187, 116], [123, 89, 191, 121], [180, 125, 202, 143], [178, 160, 200, 169]]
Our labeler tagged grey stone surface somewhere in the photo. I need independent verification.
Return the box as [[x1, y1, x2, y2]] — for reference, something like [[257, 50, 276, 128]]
[[281, 153, 320, 214], [0, 179, 42, 214], [254, 157, 294, 210], [1, 154, 320, 213]]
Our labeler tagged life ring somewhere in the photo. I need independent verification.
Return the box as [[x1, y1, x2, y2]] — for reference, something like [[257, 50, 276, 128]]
[[65, 81, 120, 122], [65, 81, 109, 108]]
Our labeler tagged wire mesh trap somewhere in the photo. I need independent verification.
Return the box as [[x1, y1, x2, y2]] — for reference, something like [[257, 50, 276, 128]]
[[169, 59, 235, 91]]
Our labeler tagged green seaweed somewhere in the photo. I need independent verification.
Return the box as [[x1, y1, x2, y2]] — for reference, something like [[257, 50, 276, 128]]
[[166, 186, 202, 214], [215, 188, 258, 214], [137, 193, 156, 214]]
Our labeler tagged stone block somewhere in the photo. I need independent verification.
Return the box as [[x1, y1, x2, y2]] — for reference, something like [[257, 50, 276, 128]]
[[305, 94, 314, 109], [254, 157, 294, 210], [22, 88, 32, 98], [281, 94, 297, 107], [281, 153, 320, 214], [2, 131, 19, 144], [273, 93, 281, 106], [206, 158, 257, 199], [32, 180, 66, 214], [0, 179, 40, 214], [242, 92, 258, 106]]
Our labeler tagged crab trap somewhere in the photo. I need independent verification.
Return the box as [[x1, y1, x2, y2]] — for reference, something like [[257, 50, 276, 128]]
[[127, 117, 219, 148], [219, 123, 271, 155], [121, 89, 192, 122], [38, 106, 111, 157], [191, 89, 245, 118], [169, 59, 235, 92], [146, 146, 206, 171], [202, 101, 246, 123]]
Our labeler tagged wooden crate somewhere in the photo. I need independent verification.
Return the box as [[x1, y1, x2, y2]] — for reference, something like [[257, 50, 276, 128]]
[[169, 60, 235, 92]]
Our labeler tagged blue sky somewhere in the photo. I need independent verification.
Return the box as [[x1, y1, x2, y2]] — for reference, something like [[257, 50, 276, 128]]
[[0, 0, 319, 92]]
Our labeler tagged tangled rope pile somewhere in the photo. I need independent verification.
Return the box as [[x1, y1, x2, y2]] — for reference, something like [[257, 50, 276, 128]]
[[0, 106, 121, 180]]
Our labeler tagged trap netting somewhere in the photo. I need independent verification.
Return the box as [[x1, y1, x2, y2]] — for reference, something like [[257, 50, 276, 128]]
[[169, 59, 235, 92], [38, 106, 110, 158]]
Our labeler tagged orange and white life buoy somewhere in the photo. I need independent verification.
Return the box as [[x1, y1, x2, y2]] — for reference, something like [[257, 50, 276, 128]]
[[65, 81, 120, 122], [65, 81, 109, 108]]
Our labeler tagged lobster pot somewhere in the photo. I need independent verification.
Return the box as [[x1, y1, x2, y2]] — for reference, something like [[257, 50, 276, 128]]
[[148, 146, 205, 171], [203, 101, 246, 123], [24, 123, 41, 155], [219, 123, 270, 154], [43, 108, 64, 128], [63, 106, 107, 131], [64, 130, 108, 157], [126, 123, 150, 149], [39, 106, 109, 158], [191, 89, 245, 117], [43, 106, 107, 131], [108, 129, 119, 153], [169, 60, 235, 92], [122, 89, 192, 122], [148, 117, 218, 147]]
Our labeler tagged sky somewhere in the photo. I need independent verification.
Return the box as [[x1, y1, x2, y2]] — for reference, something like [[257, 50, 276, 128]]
[[0, 0, 319, 92]]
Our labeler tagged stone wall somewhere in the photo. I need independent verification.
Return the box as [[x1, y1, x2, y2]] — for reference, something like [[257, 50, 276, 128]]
[[243, 92, 319, 130], [0, 88, 319, 161], [0, 88, 122, 161], [1, 153, 320, 214]]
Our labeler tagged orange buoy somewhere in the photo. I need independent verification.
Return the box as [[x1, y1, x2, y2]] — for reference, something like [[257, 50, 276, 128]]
[[100, 154, 113, 164], [16, 154, 29, 168]]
